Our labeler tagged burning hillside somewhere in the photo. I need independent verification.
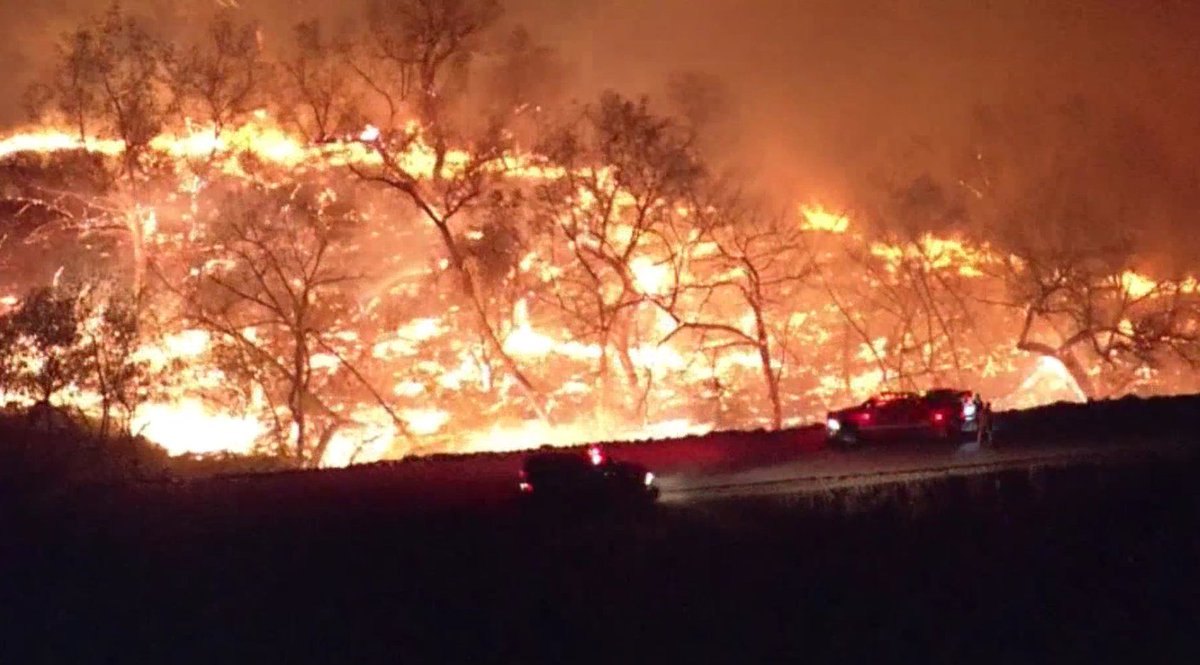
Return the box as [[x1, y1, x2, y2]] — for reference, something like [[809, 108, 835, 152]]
[[0, 1, 1197, 467]]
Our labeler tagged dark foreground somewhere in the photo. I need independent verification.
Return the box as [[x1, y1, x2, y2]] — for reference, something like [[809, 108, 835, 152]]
[[4, 450, 1200, 663]]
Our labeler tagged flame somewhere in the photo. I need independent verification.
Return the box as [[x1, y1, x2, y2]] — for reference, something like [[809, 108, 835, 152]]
[[630, 256, 671, 295], [1120, 270, 1157, 299], [800, 205, 850, 233], [869, 235, 993, 276], [996, 356, 1089, 410], [2, 114, 1197, 467], [505, 299, 602, 360], [132, 399, 263, 456], [0, 130, 125, 159], [402, 408, 451, 436]]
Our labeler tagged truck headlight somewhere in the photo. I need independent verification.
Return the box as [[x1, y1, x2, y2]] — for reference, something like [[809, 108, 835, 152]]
[[826, 418, 841, 432], [644, 472, 655, 487]]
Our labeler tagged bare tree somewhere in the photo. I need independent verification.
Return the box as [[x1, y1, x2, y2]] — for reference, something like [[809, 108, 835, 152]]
[[287, 1, 551, 417], [660, 194, 816, 430], [997, 241, 1200, 397], [27, 2, 171, 294], [182, 183, 410, 465], [279, 19, 362, 142], [77, 286, 153, 436], [958, 98, 1200, 397], [35, 3, 167, 176], [823, 174, 990, 393], [529, 93, 704, 414], [164, 15, 266, 143]]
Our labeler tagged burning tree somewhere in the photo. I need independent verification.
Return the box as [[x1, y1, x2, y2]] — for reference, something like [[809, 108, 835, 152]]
[[530, 93, 705, 418], [3, 3, 1198, 462], [24, 2, 173, 294], [318, 0, 551, 419], [660, 193, 817, 430], [77, 284, 153, 436], [181, 182, 402, 465], [163, 15, 267, 147], [996, 241, 1200, 398], [0, 286, 87, 405], [30, 2, 168, 165], [960, 99, 1200, 397], [823, 174, 997, 393], [0, 281, 152, 435]]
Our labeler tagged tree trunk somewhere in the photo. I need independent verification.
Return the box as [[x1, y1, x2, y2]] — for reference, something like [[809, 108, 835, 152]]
[[312, 421, 341, 469], [752, 305, 783, 430], [1056, 349, 1096, 400], [758, 343, 783, 431], [441, 223, 547, 421], [365, 141, 546, 421], [293, 400, 307, 465], [1016, 335, 1096, 400]]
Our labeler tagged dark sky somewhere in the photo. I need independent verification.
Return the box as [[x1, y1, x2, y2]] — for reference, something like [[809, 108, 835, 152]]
[[3, 0, 1199, 206]]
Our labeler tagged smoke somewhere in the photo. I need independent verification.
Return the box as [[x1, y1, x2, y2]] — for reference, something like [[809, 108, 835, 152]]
[[2, 0, 1199, 244]]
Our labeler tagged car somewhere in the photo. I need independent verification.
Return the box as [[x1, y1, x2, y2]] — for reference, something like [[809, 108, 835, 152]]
[[825, 389, 983, 446], [517, 444, 660, 506]]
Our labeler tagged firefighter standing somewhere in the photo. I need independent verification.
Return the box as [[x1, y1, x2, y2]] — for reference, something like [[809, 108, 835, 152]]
[[977, 400, 995, 449]]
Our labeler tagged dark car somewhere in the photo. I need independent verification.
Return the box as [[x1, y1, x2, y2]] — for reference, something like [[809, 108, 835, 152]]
[[825, 389, 982, 446], [518, 445, 660, 505]]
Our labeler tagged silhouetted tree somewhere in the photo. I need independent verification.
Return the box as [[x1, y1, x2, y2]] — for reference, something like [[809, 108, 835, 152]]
[[78, 287, 151, 435], [164, 15, 267, 142], [959, 98, 1200, 397], [310, 0, 550, 418], [660, 193, 815, 430], [3, 286, 87, 404], [531, 93, 704, 416], [181, 183, 412, 465]]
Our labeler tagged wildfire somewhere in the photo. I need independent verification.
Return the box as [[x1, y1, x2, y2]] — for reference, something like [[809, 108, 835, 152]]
[[0, 130, 125, 159], [800, 205, 850, 233], [630, 256, 671, 295], [132, 399, 262, 456], [1120, 270, 1158, 299], [2, 112, 1197, 467], [998, 356, 1089, 409], [869, 235, 994, 276], [460, 415, 711, 454]]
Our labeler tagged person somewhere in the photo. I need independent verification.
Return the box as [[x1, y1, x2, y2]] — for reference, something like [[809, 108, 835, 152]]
[[977, 400, 995, 449]]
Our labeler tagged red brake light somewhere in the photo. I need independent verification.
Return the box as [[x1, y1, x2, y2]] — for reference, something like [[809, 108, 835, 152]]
[[932, 412, 945, 422], [587, 445, 605, 466]]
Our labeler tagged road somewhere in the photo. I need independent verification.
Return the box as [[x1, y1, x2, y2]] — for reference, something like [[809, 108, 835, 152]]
[[187, 392, 1200, 512], [657, 436, 1192, 502]]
